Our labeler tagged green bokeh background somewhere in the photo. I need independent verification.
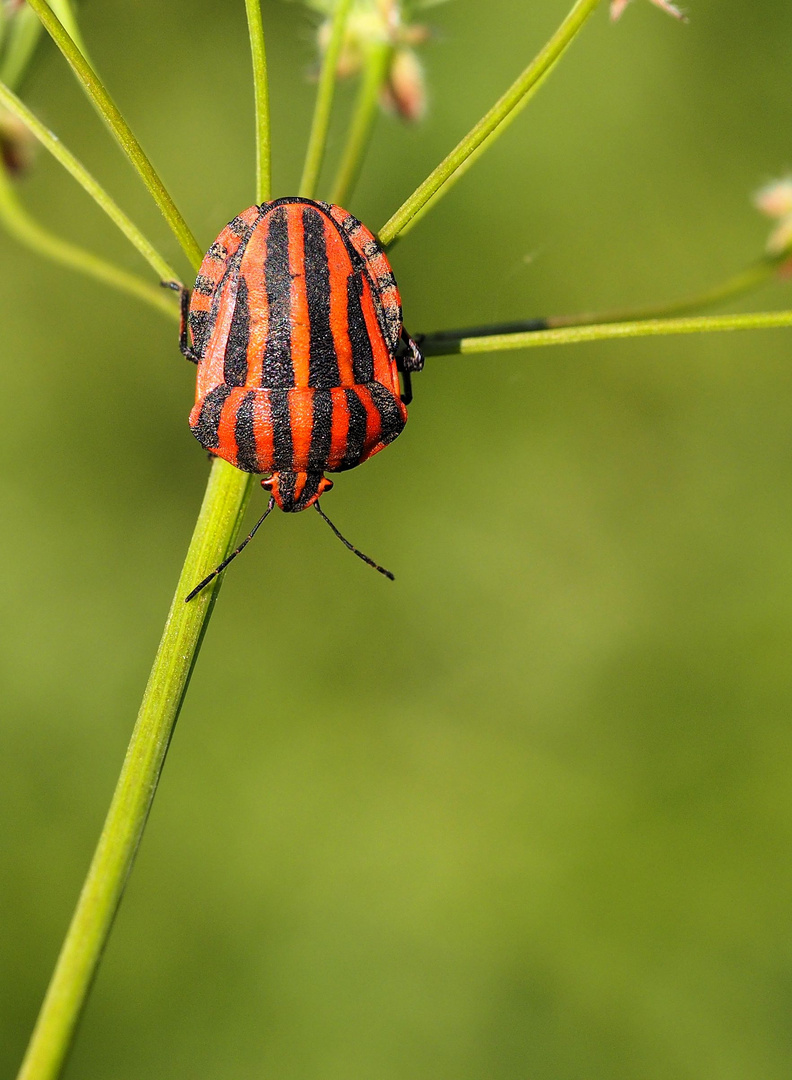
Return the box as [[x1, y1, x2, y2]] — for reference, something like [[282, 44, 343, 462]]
[[3, 1, 792, 1076]]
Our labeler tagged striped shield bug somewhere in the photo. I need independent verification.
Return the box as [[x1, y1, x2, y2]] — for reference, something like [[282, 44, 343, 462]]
[[164, 197, 424, 600]]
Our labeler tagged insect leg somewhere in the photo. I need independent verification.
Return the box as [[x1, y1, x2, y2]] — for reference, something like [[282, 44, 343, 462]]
[[161, 280, 199, 363], [395, 328, 423, 404], [398, 367, 413, 406], [399, 328, 425, 372]]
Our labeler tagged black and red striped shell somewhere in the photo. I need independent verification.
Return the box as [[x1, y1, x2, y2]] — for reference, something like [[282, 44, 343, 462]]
[[188, 197, 409, 512]]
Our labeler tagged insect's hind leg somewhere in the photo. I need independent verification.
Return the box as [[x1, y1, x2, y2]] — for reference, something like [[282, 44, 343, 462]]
[[395, 328, 424, 405], [398, 367, 413, 406], [161, 280, 199, 363]]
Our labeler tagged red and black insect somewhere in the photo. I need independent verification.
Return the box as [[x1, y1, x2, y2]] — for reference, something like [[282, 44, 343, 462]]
[[165, 196, 424, 599]]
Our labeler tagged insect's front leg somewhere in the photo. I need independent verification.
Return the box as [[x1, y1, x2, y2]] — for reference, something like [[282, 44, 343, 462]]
[[161, 280, 199, 363]]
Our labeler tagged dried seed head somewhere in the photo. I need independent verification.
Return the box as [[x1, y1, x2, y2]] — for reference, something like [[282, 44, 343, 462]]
[[611, 0, 688, 22]]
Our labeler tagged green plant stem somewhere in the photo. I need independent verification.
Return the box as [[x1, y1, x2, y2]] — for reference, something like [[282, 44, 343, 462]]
[[48, 0, 90, 65], [418, 251, 792, 347], [0, 5, 42, 88], [0, 164, 177, 317], [26, 0, 203, 268], [329, 41, 392, 206], [244, 0, 271, 203], [544, 256, 789, 328], [378, 0, 602, 248], [420, 308, 792, 357], [0, 0, 87, 88], [15, 3, 279, 1072], [16, 459, 254, 1080], [0, 0, 89, 91], [299, 0, 354, 199], [0, 80, 177, 281]]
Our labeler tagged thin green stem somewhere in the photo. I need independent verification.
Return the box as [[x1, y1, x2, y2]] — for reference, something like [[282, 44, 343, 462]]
[[378, 0, 602, 248], [0, 0, 87, 90], [544, 254, 790, 329], [244, 0, 271, 203], [15, 461, 256, 1080], [0, 5, 43, 89], [299, 0, 354, 199], [421, 309, 792, 357], [418, 251, 792, 347], [0, 165, 177, 318], [26, 0, 203, 269], [329, 41, 392, 207], [48, 0, 91, 66], [0, 81, 178, 281]]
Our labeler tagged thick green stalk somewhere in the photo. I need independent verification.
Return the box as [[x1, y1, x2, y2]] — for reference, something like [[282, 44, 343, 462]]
[[329, 41, 392, 206], [0, 164, 177, 317], [15, 459, 254, 1080], [299, 0, 354, 199], [244, 0, 271, 203], [0, 81, 178, 281], [14, 5, 277, 1074], [26, 0, 203, 268], [378, 0, 602, 248], [421, 308, 792, 356]]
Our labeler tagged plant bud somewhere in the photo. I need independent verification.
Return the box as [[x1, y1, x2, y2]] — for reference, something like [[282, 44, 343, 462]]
[[0, 109, 34, 175], [754, 180, 792, 255], [611, 0, 687, 22], [755, 179, 792, 221], [382, 47, 426, 122], [310, 0, 438, 122]]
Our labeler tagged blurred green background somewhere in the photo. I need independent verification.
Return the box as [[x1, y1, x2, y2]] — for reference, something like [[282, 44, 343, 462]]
[[3, 1, 792, 1076]]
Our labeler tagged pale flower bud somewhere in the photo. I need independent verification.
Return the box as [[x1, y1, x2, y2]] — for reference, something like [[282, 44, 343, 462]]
[[382, 47, 426, 122], [755, 179, 792, 221], [310, 0, 439, 122], [611, 0, 687, 22], [754, 179, 792, 255]]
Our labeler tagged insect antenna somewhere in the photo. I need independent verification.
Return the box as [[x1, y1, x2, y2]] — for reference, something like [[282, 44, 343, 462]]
[[185, 496, 276, 602], [314, 502, 395, 581]]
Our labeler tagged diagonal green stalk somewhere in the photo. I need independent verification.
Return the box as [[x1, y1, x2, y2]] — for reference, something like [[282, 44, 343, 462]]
[[15, 458, 254, 1080], [48, 0, 90, 65], [299, 0, 354, 199], [420, 308, 792, 356], [378, 0, 602, 248], [418, 250, 792, 347], [26, 0, 203, 268], [244, 0, 271, 204], [14, 4, 280, 1075], [0, 80, 178, 281], [329, 41, 392, 206], [0, 164, 177, 317]]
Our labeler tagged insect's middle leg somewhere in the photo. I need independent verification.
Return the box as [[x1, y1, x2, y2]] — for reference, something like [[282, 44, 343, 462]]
[[161, 280, 199, 363]]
